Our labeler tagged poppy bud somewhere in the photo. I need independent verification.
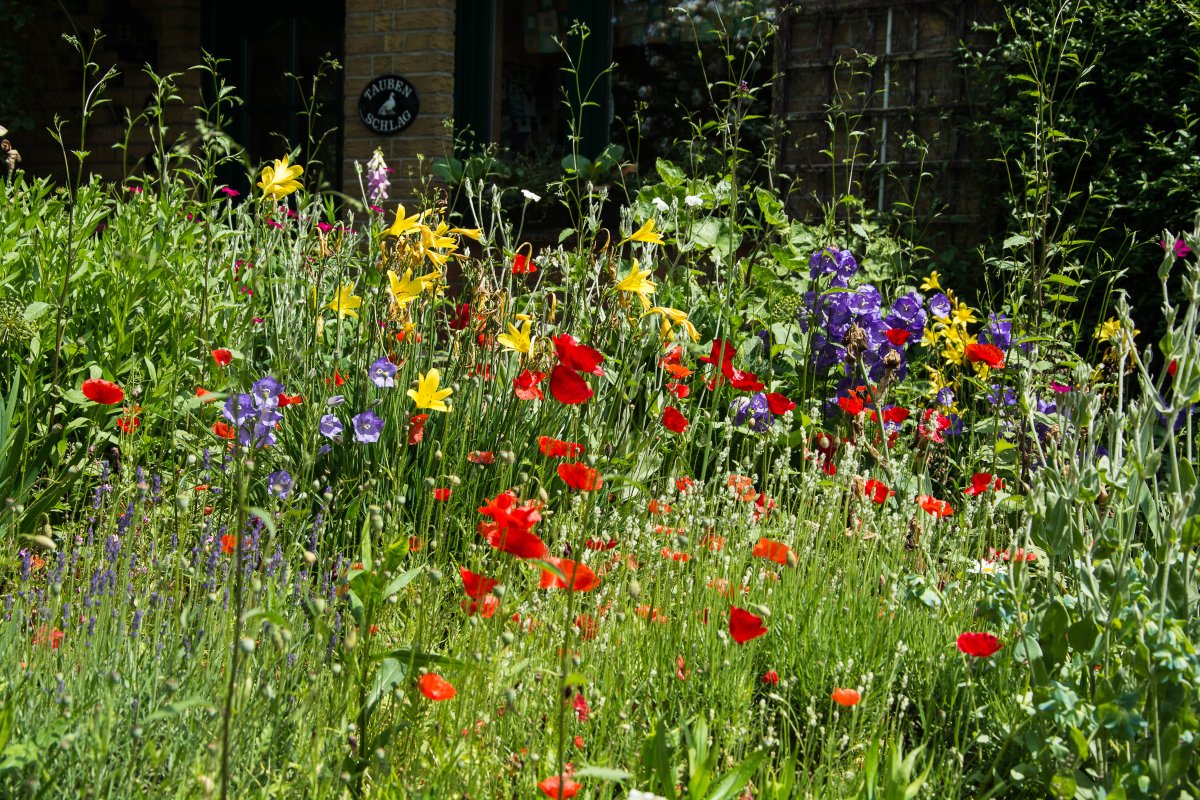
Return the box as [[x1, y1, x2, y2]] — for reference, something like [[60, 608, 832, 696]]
[[314, 598, 327, 614], [627, 579, 642, 599], [33, 532, 56, 551], [186, 454, 197, 466], [238, 637, 256, 653], [426, 567, 443, 583], [502, 631, 515, 646], [304, 550, 317, 565], [344, 626, 357, 651]]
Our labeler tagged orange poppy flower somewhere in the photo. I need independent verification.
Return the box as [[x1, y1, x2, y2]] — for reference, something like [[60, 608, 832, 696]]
[[539, 558, 600, 592], [418, 672, 456, 701], [831, 687, 861, 707], [751, 537, 793, 565], [917, 495, 954, 518], [557, 462, 602, 491]]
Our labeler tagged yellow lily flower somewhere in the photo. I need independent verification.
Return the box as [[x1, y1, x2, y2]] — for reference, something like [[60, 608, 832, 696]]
[[450, 226, 482, 241], [497, 320, 533, 354], [645, 306, 700, 342], [615, 259, 657, 310], [920, 271, 942, 292], [620, 218, 665, 246], [951, 302, 978, 327], [407, 368, 453, 412], [388, 269, 426, 306], [257, 155, 304, 200], [387, 205, 426, 238], [325, 284, 362, 319]]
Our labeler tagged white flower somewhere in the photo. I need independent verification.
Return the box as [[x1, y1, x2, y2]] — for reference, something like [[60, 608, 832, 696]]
[[652, 197, 670, 212], [968, 559, 1007, 577], [629, 791, 668, 800], [684, 194, 702, 207], [521, 189, 541, 203]]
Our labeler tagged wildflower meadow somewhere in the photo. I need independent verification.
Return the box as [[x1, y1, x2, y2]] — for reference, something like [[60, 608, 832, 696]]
[[2, 11, 1199, 800]]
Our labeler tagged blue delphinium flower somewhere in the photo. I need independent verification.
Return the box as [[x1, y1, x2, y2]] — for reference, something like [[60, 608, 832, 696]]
[[268, 470, 293, 499]]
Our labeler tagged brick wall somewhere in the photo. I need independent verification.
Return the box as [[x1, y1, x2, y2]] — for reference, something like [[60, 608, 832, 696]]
[[15, 0, 203, 184], [343, 0, 457, 201]]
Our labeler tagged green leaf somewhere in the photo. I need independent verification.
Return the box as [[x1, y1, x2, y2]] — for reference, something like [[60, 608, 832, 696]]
[[143, 696, 213, 724], [655, 159, 685, 187], [573, 766, 632, 782], [366, 657, 406, 711], [1003, 234, 1031, 250], [705, 750, 766, 800], [382, 566, 422, 600], [21, 302, 50, 322]]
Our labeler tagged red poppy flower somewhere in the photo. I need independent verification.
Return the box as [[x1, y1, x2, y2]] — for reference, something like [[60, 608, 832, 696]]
[[699, 338, 737, 372], [762, 670, 780, 685], [554, 334, 604, 376], [727, 474, 758, 502], [956, 631, 1003, 658], [432, 487, 452, 502], [539, 558, 600, 592], [220, 534, 236, 554], [728, 369, 765, 392], [538, 775, 581, 799], [965, 342, 1005, 369], [514, 369, 547, 401], [459, 566, 498, 599], [407, 414, 429, 446], [664, 362, 693, 379], [575, 613, 600, 640], [82, 378, 124, 405], [1168, 359, 1178, 377], [918, 495, 955, 518], [662, 406, 689, 433], [750, 534, 788, 560], [666, 380, 689, 399], [211, 348, 233, 366], [539, 436, 584, 458], [418, 672, 456, 700], [882, 406, 910, 425], [461, 595, 499, 618], [549, 364, 593, 405], [557, 462, 602, 491], [729, 605, 768, 644], [196, 386, 219, 403], [964, 472, 998, 497], [329, 370, 346, 387], [467, 450, 495, 465], [572, 692, 590, 721], [831, 687, 861, 707], [448, 303, 471, 330], [212, 421, 236, 440], [661, 547, 690, 562], [278, 393, 303, 407], [116, 415, 140, 433], [885, 328, 911, 346], [766, 392, 795, 415], [753, 493, 777, 522], [675, 476, 695, 493], [512, 253, 536, 274], [647, 499, 672, 515], [863, 479, 894, 504], [585, 537, 619, 551], [751, 537, 793, 565], [838, 394, 865, 416]]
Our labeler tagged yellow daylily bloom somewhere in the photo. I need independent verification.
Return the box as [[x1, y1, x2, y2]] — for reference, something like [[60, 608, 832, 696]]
[[920, 271, 942, 292], [407, 368, 453, 412], [497, 320, 533, 354], [450, 226, 482, 241], [325, 284, 362, 319], [645, 306, 700, 342], [620, 218, 665, 246], [387, 205, 426, 238], [257, 155, 304, 200], [615, 259, 657, 310], [388, 269, 426, 306], [951, 302, 978, 327]]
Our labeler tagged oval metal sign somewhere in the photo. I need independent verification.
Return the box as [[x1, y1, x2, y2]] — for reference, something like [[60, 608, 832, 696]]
[[358, 75, 419, 135]]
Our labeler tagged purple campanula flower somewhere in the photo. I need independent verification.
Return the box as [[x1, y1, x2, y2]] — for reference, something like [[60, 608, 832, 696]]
[[730, 393, 775, 432], [268, 470, 293, 499], [809, 248, 859, 287], [980, 313, 1013, 350], [319, 414, 343, 440], [929, 293, 951, 319], [935, 387, 955, 406], [847, 284, 881, 316], [326, 395, 346, 407], [988, 384, 1017, 407], [352, 410, 384, 443], [368, 356, 398, 388], [252, 375, 283, 402], [222, 394, 256, 426]]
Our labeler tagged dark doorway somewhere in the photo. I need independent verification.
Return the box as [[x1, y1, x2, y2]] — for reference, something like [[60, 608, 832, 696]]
[[203, 0, 345, 193]]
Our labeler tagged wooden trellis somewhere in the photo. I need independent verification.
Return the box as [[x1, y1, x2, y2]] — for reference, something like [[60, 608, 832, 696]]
[[773, 0, 1002, 246]]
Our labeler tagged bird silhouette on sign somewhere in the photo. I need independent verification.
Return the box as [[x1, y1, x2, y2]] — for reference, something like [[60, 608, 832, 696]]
[[378, 92, 398, 116]]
